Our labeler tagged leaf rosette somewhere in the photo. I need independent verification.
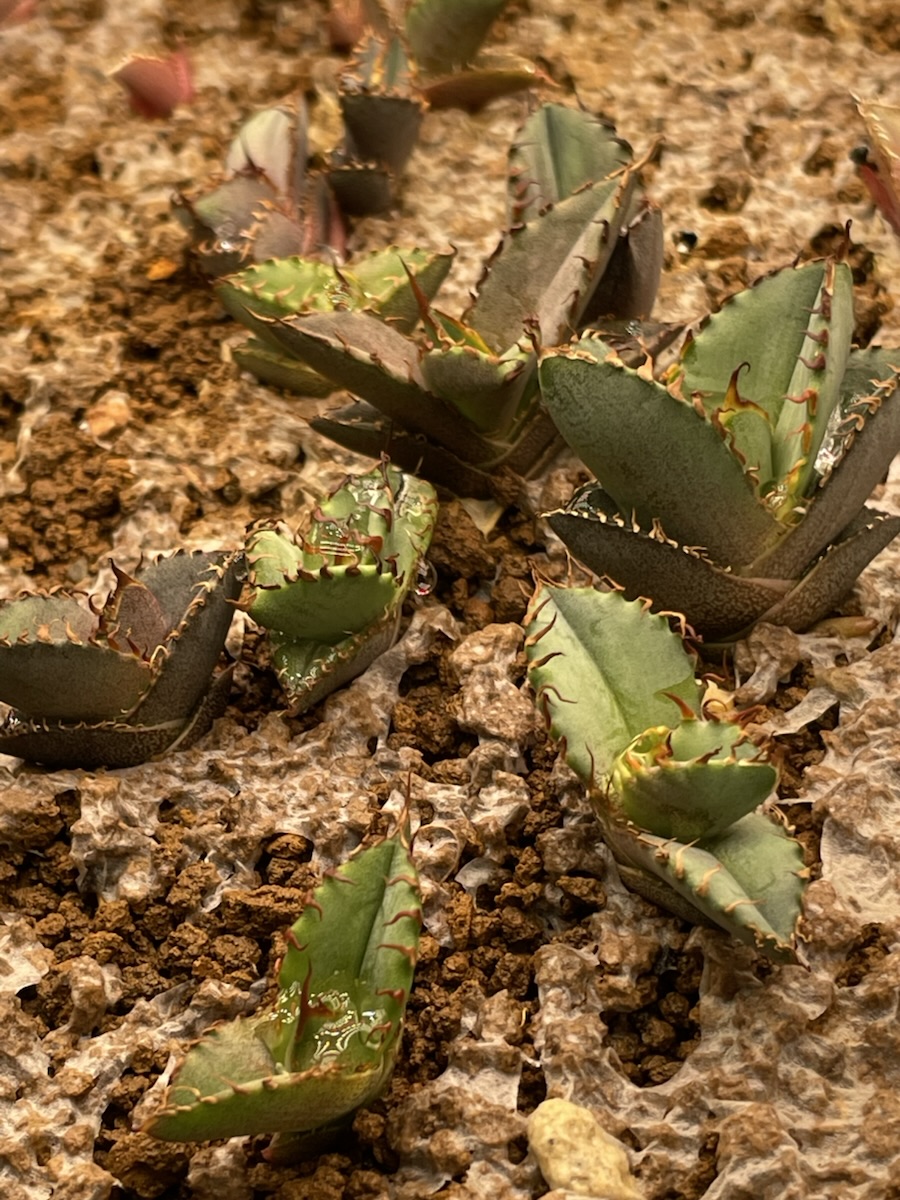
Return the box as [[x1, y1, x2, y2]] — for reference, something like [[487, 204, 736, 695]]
[[540, 256, 900, 640], [525, 582, 807, 962], [0, 551, 241, 768], [243, 463, 437, 712]]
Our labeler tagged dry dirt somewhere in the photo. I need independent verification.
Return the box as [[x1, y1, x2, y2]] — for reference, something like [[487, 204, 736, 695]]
[[4, 2, 900, 1199]]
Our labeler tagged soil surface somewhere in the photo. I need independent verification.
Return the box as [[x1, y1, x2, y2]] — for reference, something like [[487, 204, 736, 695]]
[[3, 3, 900, 1200]]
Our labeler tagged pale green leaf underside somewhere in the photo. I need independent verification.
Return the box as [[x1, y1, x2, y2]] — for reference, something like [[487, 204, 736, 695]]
[[525, 583, 699, 783]]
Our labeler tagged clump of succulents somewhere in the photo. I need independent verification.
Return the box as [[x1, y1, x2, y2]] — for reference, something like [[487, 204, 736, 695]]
[[539, 255, 900, 641], [223, 103, 662, 498], [145, 823, 422, 1156], [0, 551, 241, 769], [525, 582, 807, 962], [242, 463, 437, 712]]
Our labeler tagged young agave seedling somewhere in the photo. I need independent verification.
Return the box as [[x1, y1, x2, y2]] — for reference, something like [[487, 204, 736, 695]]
[[0, 551, 241, 769], [228, 104, 662, 499], [243, 464, 437, 712], [173, 99, 347, 277], [145, 825, 422, 1151], [540, 255, 900, 641], [525, 582, 807, 962]]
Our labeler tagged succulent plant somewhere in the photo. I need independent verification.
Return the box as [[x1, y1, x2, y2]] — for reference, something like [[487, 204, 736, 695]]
[[225, 104, 661, 499], [173, 100, 347, 277], [525, 582, 807, 962], [216, 244, 454, 397], [539, 256, 900, 641], [0, 551, 241, 769], [853, 97, 900, 237], [332, 0, 543, 112], [243, 463, 437, 712], [144, 824, 422, 1151]]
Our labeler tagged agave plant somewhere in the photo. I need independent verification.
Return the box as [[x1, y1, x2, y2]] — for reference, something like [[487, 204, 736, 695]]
[[242, 463, 437, 712], [224, 104, 662, 498], [525, 582, 807, 962], [0, 551, 241, 769], [853, 97, 900, 237], [332, 0, 543, 111], [216, 244, 454, 398], [539, 256, 900, 641], [173, 99, 348, 277], [145, 824, 422, 1154]]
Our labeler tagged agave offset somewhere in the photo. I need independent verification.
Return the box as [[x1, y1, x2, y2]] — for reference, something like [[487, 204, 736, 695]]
[[225, 104, 662, 499], [145, 825, 422, 1154], [525, 582, 807, 962], [243, 464, 437, 712], [539, 256, 900, 641], [0, 551, 241, 768]]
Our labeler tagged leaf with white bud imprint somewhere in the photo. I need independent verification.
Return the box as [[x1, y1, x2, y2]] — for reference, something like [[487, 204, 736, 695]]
[[242, 464, 437, 712], [144, 826, 422, 1149], [525, 583, 807, 962], [540, 255, 900, 641], [0, 551, 241, 768]]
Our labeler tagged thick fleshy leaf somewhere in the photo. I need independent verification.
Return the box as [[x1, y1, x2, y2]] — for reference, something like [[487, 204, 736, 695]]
[[405, 0, 508, 73], [546, 484, 789, 640], [539, 339, 779, 566], [420, 343, 527, 434], [269, 617, 398, 713], [232, 340, 335, 397], [0, 667, 233, 770], [224, 103, 305, 201], [468, 175, 635, 352], [246, 466, 436, 704], [679, 259, 854, 505], [605, 813, 805, 963], [580, 201, 663, 323], [310, 404, 503, 499], [525, 583, 699, 783], [756, 354, 900, 577], [508, 104, 633, 226], [263, 310, 496, 462], [421, 56, 547, 110], [129, 552, 242, 725], [611, 719, 777, 841], [751, 508, 900, 636], [0, 596, 152, 721], [146, 829, 421, 1142]]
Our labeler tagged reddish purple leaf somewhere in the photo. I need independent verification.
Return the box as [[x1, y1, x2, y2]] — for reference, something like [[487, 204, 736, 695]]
[[110, 49, 194, 119]]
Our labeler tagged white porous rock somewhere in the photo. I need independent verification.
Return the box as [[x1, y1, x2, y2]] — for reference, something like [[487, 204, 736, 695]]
[[527, 1098, 642, 1200]]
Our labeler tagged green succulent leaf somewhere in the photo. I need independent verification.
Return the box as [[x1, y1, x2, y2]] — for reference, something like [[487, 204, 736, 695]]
[[405, 0, 509, 73], [539, 338, 779, 567], [525, 583, 699, 784], [611, 719, 777, 842], [508, 104, 633, 226], [607, 813, 806, 963], [678, 259, 854, 507], [145, 826, 422, 1143], [468, 173, 637, 353]]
